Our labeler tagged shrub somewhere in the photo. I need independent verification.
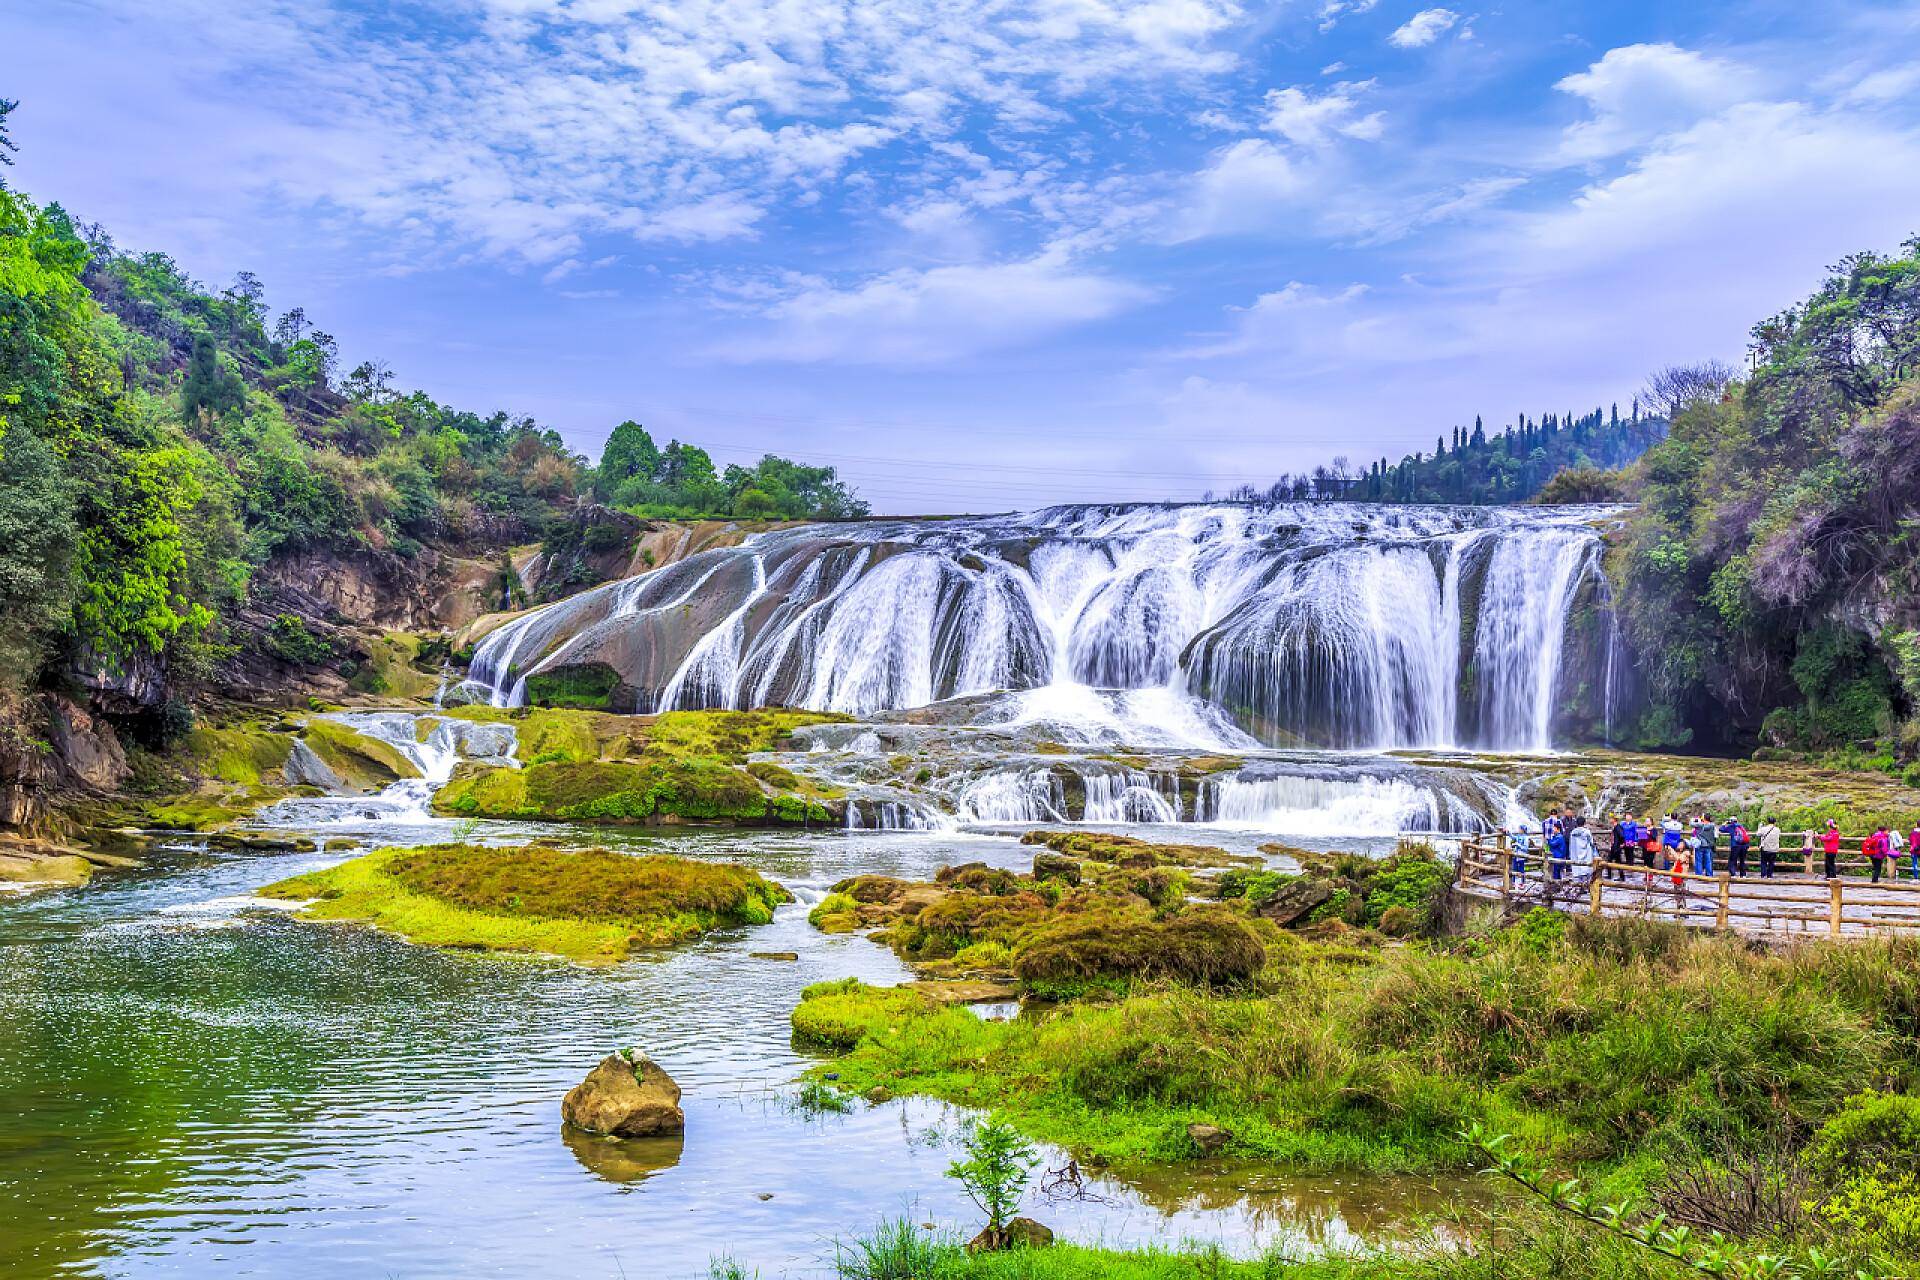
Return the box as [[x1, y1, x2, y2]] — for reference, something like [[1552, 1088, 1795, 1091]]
[[946, 1117, 1038, 1237], [1012, 909, 1265, 997]]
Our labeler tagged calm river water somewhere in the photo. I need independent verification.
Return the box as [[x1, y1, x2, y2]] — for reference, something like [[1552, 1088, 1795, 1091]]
[[1, 814, 1474, 1279]]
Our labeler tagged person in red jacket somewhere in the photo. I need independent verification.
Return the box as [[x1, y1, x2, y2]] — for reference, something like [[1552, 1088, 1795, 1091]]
[[1868, 826, 1891, 884], [1821, 820, 1842, 879]]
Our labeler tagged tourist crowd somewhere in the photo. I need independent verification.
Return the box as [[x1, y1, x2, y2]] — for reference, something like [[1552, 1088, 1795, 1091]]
[[1503, 812, 1920, 888]]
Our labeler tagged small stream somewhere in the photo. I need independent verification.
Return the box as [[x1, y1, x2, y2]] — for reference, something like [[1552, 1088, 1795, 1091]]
[[0, 726, 1484, 1279]]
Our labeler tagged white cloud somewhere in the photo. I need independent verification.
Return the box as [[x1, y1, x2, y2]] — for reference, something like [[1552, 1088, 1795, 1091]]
[[1172, 138, 1310, 239], [1179, 281, 1370, 359], [1388, 9, 1457, 49], [1316, 0, 1377, 35], [13, 0, 1254, 270], [1262, 80, 1385, 147], [1555, 43, 1758, 160], [1843, 61, 1920, 104], [716, 250, 1153, 365]]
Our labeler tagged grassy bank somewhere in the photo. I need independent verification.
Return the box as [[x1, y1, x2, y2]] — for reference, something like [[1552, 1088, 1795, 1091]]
[[261, 843, 789, 963], [434, 708, 846, 825], [794, 916, 1920, 1176]]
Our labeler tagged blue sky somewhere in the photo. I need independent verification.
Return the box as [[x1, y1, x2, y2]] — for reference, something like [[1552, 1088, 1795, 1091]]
[[8, 0, 1920, 512]]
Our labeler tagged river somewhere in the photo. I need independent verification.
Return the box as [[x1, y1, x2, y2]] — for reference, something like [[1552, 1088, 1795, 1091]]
[[0, 804, 1478, 1279]]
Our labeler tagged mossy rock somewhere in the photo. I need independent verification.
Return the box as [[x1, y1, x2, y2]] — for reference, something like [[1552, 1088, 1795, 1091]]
[[181, 727, 296, 787], [0, 853, 93, 886], [300, 720, 419, 790], [259, 843, 790, 964]]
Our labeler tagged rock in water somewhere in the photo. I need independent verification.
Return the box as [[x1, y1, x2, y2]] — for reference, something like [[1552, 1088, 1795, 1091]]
[[562, 1052, 684, 1138], [966, 1217, 1054, 1253]]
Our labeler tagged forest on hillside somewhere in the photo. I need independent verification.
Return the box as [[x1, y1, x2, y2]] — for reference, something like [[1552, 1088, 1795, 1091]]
[[1236, 403, 1670, 505], [0, 104, 861, 734], [1608, 234, 1920, 759]]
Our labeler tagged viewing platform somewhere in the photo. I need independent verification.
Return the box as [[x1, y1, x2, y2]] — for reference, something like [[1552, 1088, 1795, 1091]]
[[1453, 835, 1920, 938]]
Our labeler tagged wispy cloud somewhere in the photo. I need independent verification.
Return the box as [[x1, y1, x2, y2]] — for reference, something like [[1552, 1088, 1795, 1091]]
[[1388, 8, 1458, 49], [713, 248, 1155, 365]]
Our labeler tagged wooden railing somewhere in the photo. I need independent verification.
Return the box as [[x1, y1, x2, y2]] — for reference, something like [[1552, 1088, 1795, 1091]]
[[1453, 834, 1920, 939]]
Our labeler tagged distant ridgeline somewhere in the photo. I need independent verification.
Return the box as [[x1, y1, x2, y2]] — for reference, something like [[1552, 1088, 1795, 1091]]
[[1232, 406, 1669, 506]]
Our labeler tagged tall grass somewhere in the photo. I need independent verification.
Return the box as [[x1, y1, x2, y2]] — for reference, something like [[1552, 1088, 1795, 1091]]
[[798, 919, 1920, 1173]]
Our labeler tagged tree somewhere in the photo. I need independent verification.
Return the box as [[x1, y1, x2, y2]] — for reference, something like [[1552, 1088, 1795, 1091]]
[[0, 98, 16, 184], [0, 423, 77, 685], [945, 1116, 1037, 1243], [598, 420, 660, 492], [180, 334, 245, 423], [1641, 361, 1736, 419]]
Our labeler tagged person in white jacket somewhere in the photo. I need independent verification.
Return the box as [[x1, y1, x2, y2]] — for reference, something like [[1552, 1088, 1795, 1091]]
[[1567, 816, 1597, 882]]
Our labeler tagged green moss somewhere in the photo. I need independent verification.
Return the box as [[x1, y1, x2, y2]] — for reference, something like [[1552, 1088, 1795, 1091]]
[[181, 727, 295, 786], [144, 796, 257, 831], [259, 843, 789, 964], [431, 708, 843, 826], [353, 632, 441, 701], [809, 891, 861, 934], [791, 977, 932, 1050], [522, 663, 622, 711]]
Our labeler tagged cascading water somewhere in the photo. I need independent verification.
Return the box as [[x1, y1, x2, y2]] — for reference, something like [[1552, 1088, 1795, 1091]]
[[260, 713, 519, 827], [462, 502, 1618, 752]]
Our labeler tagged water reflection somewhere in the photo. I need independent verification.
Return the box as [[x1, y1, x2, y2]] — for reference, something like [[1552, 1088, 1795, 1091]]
[[563, 1129, 684, 1185]]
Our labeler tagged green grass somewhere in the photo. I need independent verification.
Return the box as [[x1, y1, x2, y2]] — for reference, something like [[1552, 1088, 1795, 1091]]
[[794, 918, 1920, 1176], [259, 843, 789, 964], [813, 1212, 1750, 1280]]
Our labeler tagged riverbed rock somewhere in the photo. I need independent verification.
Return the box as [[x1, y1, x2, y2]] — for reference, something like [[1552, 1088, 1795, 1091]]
[[45, 696, 130, 792], [966, 1217, 1054, 1253], [1187, 1122, 1232, 1154], [562, 1052, 684, 1138], [0, 851, 93, 887]]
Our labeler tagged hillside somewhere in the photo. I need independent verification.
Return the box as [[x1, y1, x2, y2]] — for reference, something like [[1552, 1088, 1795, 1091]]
[[1239, 404, 1669, 504], [1598, 235, 1920, 756], [0, 172, 860, 822]]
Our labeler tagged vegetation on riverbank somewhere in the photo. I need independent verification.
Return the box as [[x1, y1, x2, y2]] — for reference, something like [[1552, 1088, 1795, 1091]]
[[260, 843, 789, 963], [795, 914, 1920, 1186], [433, 708, 845, 826], [806, 835, 1446, 998]]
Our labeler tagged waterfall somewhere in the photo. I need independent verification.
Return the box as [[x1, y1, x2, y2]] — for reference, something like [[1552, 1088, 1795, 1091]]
[[1081, 770, 1182, 823], [1471, 530, 1602, 752], [261, 713, 519, 828], [460, 501, 1618, 752]]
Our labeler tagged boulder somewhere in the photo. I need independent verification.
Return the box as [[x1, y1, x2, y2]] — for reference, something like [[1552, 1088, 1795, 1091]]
[[45, 697, 130, 792], [562, 1051, 684, 1138], [1031, 852, 1081, 885], [1187, 1122, 1232, 1155], [966, 1217, 1054, 1253], [1254, 876, 1338, 928]]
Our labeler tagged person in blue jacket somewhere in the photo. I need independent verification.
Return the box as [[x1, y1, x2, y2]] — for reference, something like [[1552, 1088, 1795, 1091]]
[[1719, 816, 1751, 877], [1545, 813, 1568, 880]]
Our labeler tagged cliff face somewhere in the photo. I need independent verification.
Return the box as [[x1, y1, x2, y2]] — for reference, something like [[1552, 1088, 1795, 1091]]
[[0, 513, 772, 834]]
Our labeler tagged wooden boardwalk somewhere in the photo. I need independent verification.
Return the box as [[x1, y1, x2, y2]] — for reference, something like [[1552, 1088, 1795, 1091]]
[[1454, 836, 1920, 939]]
